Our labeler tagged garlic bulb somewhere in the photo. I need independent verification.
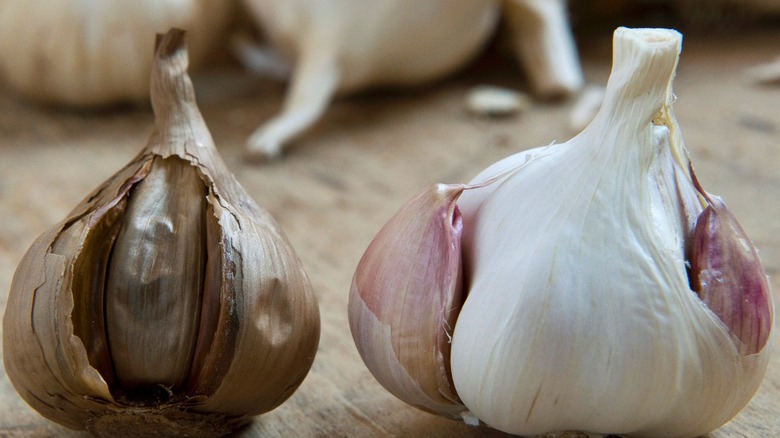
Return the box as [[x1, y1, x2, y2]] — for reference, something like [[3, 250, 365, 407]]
[[0, 0, 232, 106], [3, 29, 320, 438], [349, 27, 773, 437], [240, 0, 501, 158]]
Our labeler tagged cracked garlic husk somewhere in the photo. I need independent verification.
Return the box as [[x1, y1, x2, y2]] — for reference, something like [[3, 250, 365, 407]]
[[2, 29, 320, 438], [349, 27, 773, 437]]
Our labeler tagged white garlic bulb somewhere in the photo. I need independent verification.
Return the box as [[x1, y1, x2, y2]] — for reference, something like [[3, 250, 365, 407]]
[[0, 0, 233, 106], [241, 0, 502, 158], [349, 27, 773, 437]]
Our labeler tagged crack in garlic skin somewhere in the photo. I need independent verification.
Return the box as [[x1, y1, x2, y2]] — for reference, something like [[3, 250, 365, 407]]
[[448, 28, 773, 437]]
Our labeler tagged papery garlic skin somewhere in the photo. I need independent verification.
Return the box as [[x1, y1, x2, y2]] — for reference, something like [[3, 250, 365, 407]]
[[451, 28, 773, 437], [241, 0, 501, 158], [0, 0, 232, 106], [3, 30, 320, 438]]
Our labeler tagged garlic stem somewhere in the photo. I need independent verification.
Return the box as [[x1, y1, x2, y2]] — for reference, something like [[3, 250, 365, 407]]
[[688, 169, 774, 356], [149, 29, 214, 158], [246, 48, 341, 159], [503, 0, 583, 97]]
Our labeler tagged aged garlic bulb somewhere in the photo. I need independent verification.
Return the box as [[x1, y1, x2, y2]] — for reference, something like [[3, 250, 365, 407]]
[[3, 29, 320, 438], [240, 0, 502, 158], [349, 27, 773, 437], [0, 0, 232, 106]]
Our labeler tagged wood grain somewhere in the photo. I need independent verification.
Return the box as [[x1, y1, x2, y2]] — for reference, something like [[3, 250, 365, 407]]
[[1, 27, 778, 437]]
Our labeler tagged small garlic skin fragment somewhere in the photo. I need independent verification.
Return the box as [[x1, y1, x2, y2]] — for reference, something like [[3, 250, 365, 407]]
[[349, 184, 468, 418], [465, 85, 531, 117], [241, 0, 501, 158], [0, 0, 233, 107], [3, 29, 320, 438], [690, 193, 773, 356], [449, 28, 773, 437]]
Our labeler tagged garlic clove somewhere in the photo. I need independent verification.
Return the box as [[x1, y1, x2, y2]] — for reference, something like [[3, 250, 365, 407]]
[[104, 156, 208, 390], [689, 189, 774, 356], [3, 29, 320, 437], [349, 184, 468, 418]]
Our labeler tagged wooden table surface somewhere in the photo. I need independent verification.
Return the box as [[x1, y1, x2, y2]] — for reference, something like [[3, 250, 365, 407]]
[[1, 25, 778, 438]]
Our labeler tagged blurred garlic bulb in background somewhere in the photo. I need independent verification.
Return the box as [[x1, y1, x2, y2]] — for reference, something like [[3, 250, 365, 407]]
[[0, 0, 233, 107], [239, 0, 502, 159], [240, 0, 586, 159]]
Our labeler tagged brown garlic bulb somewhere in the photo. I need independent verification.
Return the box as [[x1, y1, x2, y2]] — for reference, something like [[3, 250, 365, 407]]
[[2, 29, 320, 438]]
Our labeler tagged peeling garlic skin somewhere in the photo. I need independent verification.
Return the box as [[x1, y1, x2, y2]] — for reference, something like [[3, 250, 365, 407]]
[[0, 0, 232, 106], [452, 28, 772, 437], [241, 0, 501, 158]]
